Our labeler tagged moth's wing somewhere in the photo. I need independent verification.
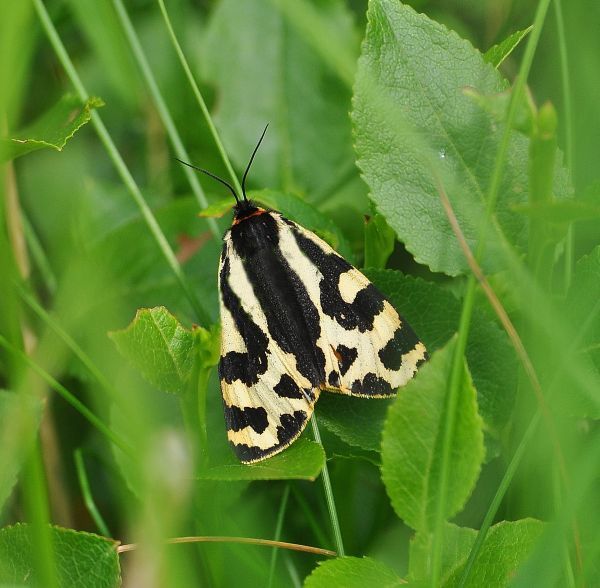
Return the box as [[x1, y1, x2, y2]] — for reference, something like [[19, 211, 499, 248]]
[[276, 215, 427, 398], [218, 241, 319, 463]]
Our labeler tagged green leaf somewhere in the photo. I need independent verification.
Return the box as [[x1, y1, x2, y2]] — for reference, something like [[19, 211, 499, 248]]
[[364, 213, 395, 269], [0, 524, 120, 588], [0, 94, 103, 162], [318, 394, 392, 453], [197, 437, 325, 481], [202, 0, 357, 198], [352, 0, 571, 276], [198, 198, 235, 218], [305, 556, 403, 588], [409, 523, 476, 586], [463, 86, 535, 136], [381, 338, 484, 532], [409, 519, 545, 587], [109, 306, 208, 395], [483, 26, 533, 68], [319, 270, 515, 454], [0, 392, 43, 511]]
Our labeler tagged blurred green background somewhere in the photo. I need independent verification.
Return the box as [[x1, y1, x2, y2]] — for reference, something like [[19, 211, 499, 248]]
[[1, 0, 598, 586]]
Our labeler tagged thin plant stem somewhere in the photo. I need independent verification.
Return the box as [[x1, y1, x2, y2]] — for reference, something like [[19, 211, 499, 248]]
[[74, 449, 111, 537], [0, 335, 132, 456], [429, 275, 475, 584], [20, 214, 57, 294], [457, 413, 540, 587], [553, 0, 574, 175], [23, 442, 59, 588], [157, 0, 243, 198], [437, 175, 582, 575], [284, 554, 303, 588], [430, 1, 553, 584], [110, 0, 219, 238], [454, 270, 600, 588], [553, 464, 576, 588], [32, 0, 208, 325], [311, 415, 345, 557], [437, 183, 559, 459], [268, 484, 291, 588], [553, 0, 574, 292], [117, 535, 336, 557]]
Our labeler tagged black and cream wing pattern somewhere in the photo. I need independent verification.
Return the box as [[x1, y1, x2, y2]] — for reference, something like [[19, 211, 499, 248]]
[[218, 203, 427, 463]]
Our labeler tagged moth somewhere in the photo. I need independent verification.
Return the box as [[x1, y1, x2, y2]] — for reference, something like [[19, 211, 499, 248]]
[[179, 127, 427, 463]]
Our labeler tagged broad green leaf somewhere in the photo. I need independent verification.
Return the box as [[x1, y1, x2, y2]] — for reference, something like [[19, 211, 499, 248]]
[[318, 425, 380, 465], [319, 270, 516, 456], [197, 437, 325, 481], [0, 95, 103, 162], [0, 392, 43, 511], [364, 213, 395, 269], [381, 338, 484, 531], [305, 556, 403, 588], [409, 519, 545, 586], [0, 524, 120, 588], [483, 26, 533, 68], [318, 394, 392, 453], [352, 0, 571, 276], [109, 306, 209, 395], [202, 0, 357, 199]]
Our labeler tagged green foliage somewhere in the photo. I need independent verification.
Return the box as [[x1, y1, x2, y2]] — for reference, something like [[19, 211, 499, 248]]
[[363, 213, 395, 269], [381, 338, 484, 531], [305, 556, 403, 587], [463, 86, 536, 135], [109, 306, 208, 395], [202, 0, 357, 198], [352, 0, 570, 276], [484, 27, 533, 68], [197, 438, 325, 481], [0, 524, 120, 588], [409, 519, 545, 586], [366, 269, 517, 439], [320, 269, 517, 456], [2, 0, 598, 586], [0, 95, 103, 162]]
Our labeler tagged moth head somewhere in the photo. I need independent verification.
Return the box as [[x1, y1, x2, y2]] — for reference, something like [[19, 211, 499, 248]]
[[232, 199, 263, 222], [175, 124, 269, 211]]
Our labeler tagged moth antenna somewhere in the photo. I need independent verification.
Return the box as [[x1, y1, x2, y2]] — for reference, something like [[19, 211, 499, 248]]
[[175, 157, 240, 205], [241, 124, 269, 201]]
